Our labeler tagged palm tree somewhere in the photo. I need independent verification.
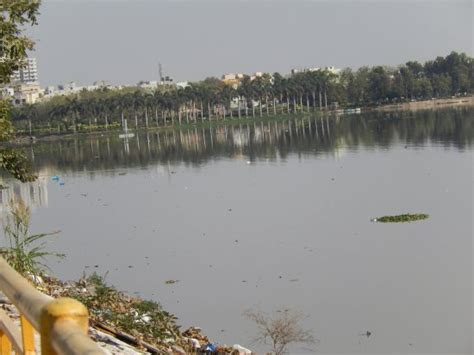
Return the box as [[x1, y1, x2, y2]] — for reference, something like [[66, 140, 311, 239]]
[[131, 91, 144, 129], [221, 85, 236, 119], [261, 73, 273, 116], [272, 72, 286, 115], [238, 76, 253, 117]]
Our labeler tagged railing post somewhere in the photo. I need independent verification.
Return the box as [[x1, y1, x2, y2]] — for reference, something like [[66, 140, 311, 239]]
[[20, 315, 35, 354], [0, 331, 12, 355], [40, 298, 89, 355]]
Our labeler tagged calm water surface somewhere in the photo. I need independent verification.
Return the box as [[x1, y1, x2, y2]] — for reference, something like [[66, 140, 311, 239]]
[[1, 108, 472, 354]]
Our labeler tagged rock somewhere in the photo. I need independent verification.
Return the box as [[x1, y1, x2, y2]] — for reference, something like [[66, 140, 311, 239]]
[[232, 344, 252, 354], [170, 345, 186, 355], [27, 273, 44, 286], [187, 337, 200, 349], [141, 315, 151, 323]]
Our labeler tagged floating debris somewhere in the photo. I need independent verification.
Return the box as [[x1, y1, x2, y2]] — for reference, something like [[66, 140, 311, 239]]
[[373, 213, 429, 223], [32, 274, 250, 354], [233, 344, 252, 354], [165, 279, 179, 285], [358, 330, 372, 338]]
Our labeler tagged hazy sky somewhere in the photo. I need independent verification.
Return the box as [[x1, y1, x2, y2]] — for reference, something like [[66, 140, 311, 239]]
[[29, 0, 473, 86]]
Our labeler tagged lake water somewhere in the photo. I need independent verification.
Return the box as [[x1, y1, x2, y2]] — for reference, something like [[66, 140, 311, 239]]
[[1, 108, 472, 354]]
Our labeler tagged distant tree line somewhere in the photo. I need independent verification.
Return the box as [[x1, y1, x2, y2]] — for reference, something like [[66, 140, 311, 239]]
[[11, 51, 474, 134], [22, 107, 474, 173]]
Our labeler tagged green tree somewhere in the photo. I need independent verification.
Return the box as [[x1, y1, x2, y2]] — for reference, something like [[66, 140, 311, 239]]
[[0, 0, 40, 182], [367, 66, 391, 104], [7, 50, 474, 134], [432, 73, 452, 97]]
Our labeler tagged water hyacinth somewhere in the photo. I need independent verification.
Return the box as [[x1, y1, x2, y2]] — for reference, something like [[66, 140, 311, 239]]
[[374, 213, 429, 223]]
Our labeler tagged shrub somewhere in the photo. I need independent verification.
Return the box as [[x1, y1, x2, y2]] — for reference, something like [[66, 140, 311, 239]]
[[1, 199, 64, 280]]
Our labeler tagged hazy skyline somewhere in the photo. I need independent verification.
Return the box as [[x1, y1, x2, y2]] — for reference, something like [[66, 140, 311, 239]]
[[29, 0, 473, 86]]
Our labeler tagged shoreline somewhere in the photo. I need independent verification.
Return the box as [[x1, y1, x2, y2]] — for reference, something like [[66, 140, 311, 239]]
[[373, 95, 474, 112], [6, 95, 474, 145], [1, 273, 249, 354]]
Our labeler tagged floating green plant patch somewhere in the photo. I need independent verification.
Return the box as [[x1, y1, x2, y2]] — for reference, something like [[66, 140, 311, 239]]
[[372, 213, 429, 223], [165, 279, 179, 285]]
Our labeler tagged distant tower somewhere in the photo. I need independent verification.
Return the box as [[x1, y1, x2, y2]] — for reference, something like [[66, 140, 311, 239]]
[[158, 62, 163, 84], [11, 57, 39, 84]]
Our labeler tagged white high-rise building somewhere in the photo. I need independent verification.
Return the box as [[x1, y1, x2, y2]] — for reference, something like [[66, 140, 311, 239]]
[[11, 57, 39, 84]]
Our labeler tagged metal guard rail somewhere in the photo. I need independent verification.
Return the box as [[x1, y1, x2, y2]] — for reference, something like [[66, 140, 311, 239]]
[[0, 257, 104, 354]]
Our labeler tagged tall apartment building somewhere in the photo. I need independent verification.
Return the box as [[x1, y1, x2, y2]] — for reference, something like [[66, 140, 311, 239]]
[[11, 57, 39, 84]]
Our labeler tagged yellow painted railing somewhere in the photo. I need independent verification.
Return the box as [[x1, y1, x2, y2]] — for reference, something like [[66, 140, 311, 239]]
[[0, 257, 105, 354]]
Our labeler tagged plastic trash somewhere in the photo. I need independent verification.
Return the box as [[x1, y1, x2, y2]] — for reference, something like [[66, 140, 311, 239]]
[[203, 343, 217, 352], [59, 182, 65, 186], [51, 175, 60, 181], [232, 344, 252, 354], [187, 338, 200, 349]]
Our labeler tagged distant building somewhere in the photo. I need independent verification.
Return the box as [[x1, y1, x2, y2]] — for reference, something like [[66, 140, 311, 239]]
[[1, 83, 41, 106], [137, 80, 158, 90], [325, 66, 341, 75], [44, 86, 57, 96], [159, 76, 174, 86], [41, 81, 113, 101], [291, 67, 320, 75], [10, 83, 42, 106], [290, 66, 340, 76], [249, 72, 266, 81], [5, 57, 42, 105], [222, 73, 241, 87], [176, 81, 189, 89], [1, 87, 15, 98], [11, 58, 39, 84], [222, 73, 236, 81], [54, 81, 79, 94], [92, 80, 110, 89]]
